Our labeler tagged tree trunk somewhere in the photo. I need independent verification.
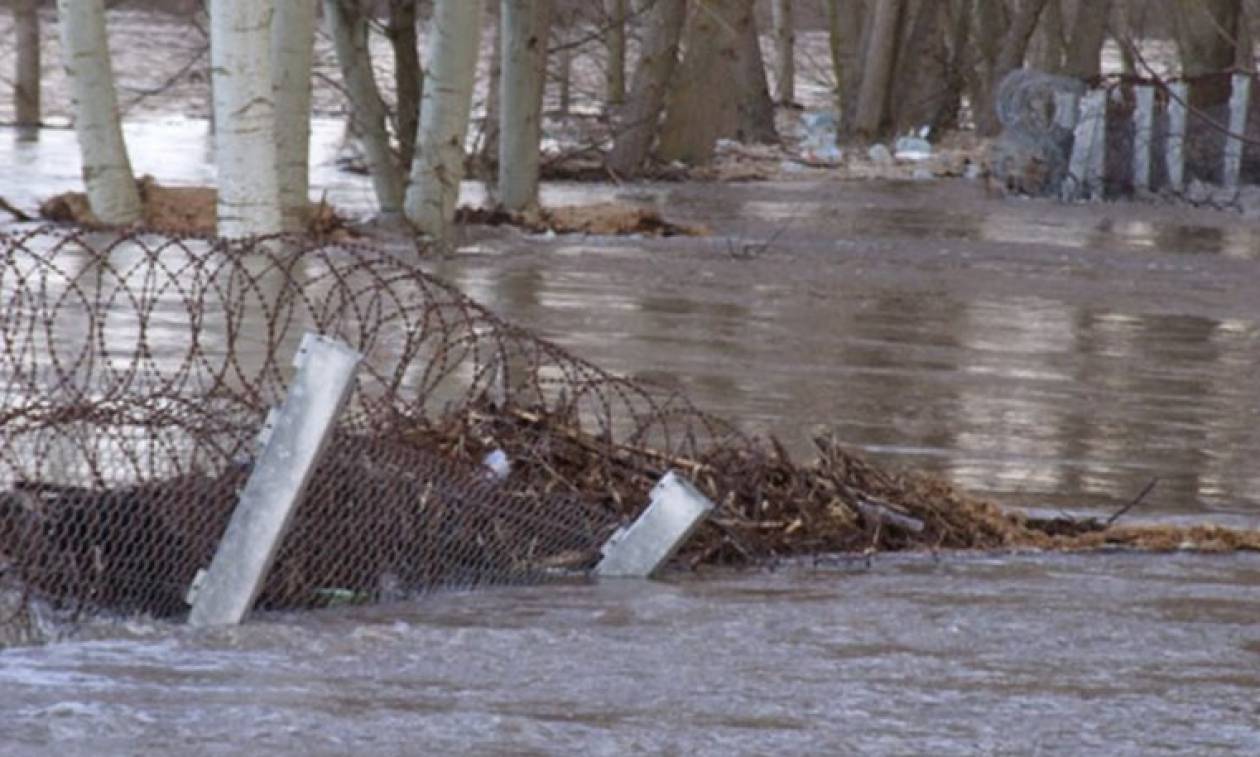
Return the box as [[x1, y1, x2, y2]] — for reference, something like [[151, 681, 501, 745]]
[[657, 0, 775, 163], [735, 1, 777, 140], [56, 0, 141, 225], [324, 0, 404, 217], [404, 0, 483, 238], [975, 0, 1051, 136], [480, 1, 503, 178], [1029, 0, 1065, 72], [555, 26, 572, 117], [606, 0, 685, 175], [1174, 0, 1242, 106], [772, 0, 795, 105], [1063, 0, 1109, 78], [272, 0, 316, 231], [604, 0, 626, 106], [210, 0, 282, 236], [890, 0, 950, 133], [389, 0, 423, 171], [853, 0, 902, 138], [828, 0, 865, 132], [15, 0, 40, 129], [498, 0, 552, 212]]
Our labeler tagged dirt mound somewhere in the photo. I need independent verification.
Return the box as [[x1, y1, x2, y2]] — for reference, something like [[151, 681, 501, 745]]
[[456, 202, 707, 237], [38, 176, 352, 237]]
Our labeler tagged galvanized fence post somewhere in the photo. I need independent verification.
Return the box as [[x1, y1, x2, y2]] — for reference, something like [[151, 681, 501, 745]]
[[595, 471, 714, 578], [187, 333, 362, 626], [1132, 85, 1155, 192], [1064, 90, 1107, 201]]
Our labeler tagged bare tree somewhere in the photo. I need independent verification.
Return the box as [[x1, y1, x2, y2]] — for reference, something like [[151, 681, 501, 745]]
[[853, 0, 902, 138], [1172, 0, 1242, 106], [1063, 0, 1109, 78], [657, 0, 776, 163], [14, 0, 40, 129], [828, 0, 865, 132], [607, 0, 686, 175], [773, 0, 795, 105], [604, 0, 626, 106], [498, 0, 552, 212], [405, 0, 483, 238], [273, 0, 317, 231], [325, 0, 405, 218], [56, 0, 141, 224], [389, 0, 423, 171], [210, 0, 282, 236], [973, 0, 1052, 136]]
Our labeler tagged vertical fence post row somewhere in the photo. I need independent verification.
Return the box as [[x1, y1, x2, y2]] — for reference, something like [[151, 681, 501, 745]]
[[1132, 85, 1155, 192], [595, 471, 714, 578], [187, 333, 363, 627], [1064, 90, 1107, 201], [1166, 82, 1188, 192], [1224, 73, 1252, 190]]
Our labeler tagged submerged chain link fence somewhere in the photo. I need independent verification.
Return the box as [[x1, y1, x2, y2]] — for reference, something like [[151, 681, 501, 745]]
[[0, 226, 749, 644]]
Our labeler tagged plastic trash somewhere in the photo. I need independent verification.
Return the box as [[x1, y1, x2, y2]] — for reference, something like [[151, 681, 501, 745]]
[[482, 448, 510, 480], [801, 110, 841, 164], [894, 135, 932, 161], [867, 143, 894, 164]]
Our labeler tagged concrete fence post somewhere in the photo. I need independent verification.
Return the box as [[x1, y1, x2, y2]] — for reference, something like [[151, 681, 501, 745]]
[[1166, 82, 1188, 192], [187, 333, 362, 626], [1224, 73, 1252, 190], [1064, 90, 1107, 201], [595, 471, 714, 578], [1132, 85, 1155, 192]]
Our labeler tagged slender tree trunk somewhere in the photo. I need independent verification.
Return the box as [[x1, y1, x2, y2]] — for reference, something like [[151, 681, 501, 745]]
[[57, 0, 141, 225], [15, 0, 41, 129], [480, 1, 503, 178], [210, 0, 282, 236], [555, 26, 572, 117], [324, 0, 404, 217], [1062, 0, 1109, 78], [1029, 0, 1065, 72], [404, 0, 483, 238], [604, 0, 626, 106], [498, 0, 553, 212], [272, 0, 316, 231], [975, 0, 1051, 136], [890, 0, 950, 133], [853, 0, 902, 138], [773, 0, 795, 105], [389, 0, 423, 170], [607, 0, 686, 175], [735, 0, 777, 140], [828, 0, 865, 132]]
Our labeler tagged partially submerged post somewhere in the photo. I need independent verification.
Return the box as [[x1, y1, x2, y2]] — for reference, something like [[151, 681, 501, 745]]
[[595, 471, 714, 578], [1132, 85, 1155, 192], [1223, 72, 1252, 190], [1064, 90, 1107, 201], [187, 334, 362, 626], [1166, 82, 1188, 192]]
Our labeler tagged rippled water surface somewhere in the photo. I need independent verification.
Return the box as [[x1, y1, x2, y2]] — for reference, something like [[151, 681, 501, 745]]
[[3, 119, 1260, 754]]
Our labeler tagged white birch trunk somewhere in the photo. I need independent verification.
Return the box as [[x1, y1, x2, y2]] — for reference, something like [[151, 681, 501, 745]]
[[498, 0, 552, 212], [272, 0, 317, 231], [324, 0, 405, 217], [15, 0, 41, 129], [56, 0, 141, 224], [772, 0, 795, 105], [404, 0, 483, 238], [211, 0, 283, 237]]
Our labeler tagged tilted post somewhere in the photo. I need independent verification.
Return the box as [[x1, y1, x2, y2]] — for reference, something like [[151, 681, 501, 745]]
[[188, 333, 362, 626], [1132, 85, 1155, 192], [595, 471, 714, 578], [1223, 72, 1252, 190], [1166, 82, 1188, 192], [1064, 90, 1107, 201]]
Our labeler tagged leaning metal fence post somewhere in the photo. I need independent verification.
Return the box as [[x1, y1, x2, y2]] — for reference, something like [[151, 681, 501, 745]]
[[1224, 72, 1252, 191], [187, 333, 362, 627], [595, 471, 714, 578]]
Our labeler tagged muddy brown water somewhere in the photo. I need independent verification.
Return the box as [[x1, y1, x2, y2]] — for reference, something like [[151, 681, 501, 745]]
[[3, 120, 1260, 754]]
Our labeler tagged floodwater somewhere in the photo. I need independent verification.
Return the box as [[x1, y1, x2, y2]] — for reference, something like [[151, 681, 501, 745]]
[[4, 119, 1260, 753]]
